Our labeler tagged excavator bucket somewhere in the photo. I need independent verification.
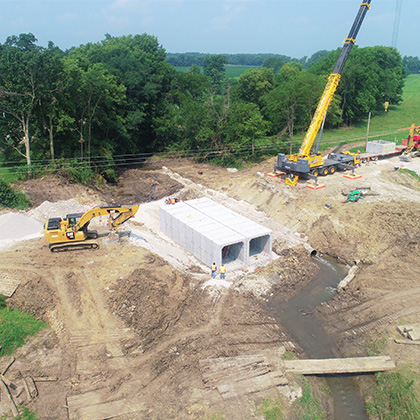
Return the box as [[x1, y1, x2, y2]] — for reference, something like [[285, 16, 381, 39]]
[[103, 231, 119, 245]]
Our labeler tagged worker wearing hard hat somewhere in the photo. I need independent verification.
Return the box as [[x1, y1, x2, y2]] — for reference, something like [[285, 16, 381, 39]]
[[220, 264, 226, 279], [211, 263, 217, 279]]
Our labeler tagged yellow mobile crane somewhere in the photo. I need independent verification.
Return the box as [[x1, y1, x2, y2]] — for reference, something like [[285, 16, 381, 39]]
[[44, 205, 139, 252], [275, 1, 372, 186]]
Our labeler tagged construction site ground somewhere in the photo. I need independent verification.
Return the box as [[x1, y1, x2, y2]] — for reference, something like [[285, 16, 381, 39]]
[[1, 154, 420, 419]]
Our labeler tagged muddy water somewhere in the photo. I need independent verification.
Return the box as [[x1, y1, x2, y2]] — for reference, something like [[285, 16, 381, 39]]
[[267, 255, 367, 420]]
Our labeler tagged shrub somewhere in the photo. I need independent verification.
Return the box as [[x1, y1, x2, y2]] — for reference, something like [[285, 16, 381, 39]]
[[0, 179, 31, 209]]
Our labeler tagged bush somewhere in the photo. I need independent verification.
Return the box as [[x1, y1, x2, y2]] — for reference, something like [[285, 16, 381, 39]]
[[0, 179, 31, 209]]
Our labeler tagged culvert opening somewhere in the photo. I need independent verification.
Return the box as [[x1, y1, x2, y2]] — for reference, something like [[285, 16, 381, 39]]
[[310, 249, 318, 257], [222, 242, 244, 265], [249, 235, 270, 257]]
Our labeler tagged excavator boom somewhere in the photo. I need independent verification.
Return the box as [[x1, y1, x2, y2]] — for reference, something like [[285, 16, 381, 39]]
[[44, 205, 139, 252]]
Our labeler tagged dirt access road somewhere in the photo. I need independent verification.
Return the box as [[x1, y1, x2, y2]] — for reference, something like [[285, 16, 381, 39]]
[[1, 155, 420, 419]]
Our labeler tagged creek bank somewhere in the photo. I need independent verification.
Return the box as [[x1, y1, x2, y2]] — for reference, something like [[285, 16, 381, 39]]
[[266, 255, 368, 419]]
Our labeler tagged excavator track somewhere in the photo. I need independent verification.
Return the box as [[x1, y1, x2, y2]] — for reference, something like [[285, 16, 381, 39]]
[[49, 241, 100, 253]]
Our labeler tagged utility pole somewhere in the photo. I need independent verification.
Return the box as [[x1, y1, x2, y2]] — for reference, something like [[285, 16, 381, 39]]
[[365, 112, 371, 150]]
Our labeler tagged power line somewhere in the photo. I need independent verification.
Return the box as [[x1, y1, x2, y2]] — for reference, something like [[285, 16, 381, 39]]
[[0, 128, 403, 176], [391, 0, 403, 48]]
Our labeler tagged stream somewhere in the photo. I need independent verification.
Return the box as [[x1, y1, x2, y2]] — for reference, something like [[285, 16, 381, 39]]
[[266, 254, 368, 420]]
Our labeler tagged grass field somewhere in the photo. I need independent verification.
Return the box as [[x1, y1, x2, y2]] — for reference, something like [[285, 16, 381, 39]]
[[318, 74, 420, 150]]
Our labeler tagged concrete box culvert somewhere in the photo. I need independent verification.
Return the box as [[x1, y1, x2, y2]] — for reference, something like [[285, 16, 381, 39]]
[[159, 198, 272, 268]]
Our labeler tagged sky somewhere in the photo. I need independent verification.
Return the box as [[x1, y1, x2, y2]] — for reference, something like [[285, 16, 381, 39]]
[[0, 0, 418, 59]]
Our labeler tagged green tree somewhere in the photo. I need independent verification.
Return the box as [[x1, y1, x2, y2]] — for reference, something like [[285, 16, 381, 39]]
[[263, 71, 340, 153], [0, 34, 58, 167], [238, 67, 275, 105], [403, 56, 420, 75], [34, 46, 66, 162], [74, 34, 175, 154], [308, 46, 404, 124], [277, 61, 303, 84], [262, 57, 284, 74], [203, 55, 228, 92], [304, 50, 329, 69], [188, 64, 201, 75]]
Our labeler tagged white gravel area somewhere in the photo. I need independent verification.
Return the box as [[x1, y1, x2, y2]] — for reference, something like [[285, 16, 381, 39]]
[[0, 212, 44, 248]]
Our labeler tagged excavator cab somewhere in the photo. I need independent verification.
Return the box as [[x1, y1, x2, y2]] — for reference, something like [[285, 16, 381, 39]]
[[67, 213, 83, 228]]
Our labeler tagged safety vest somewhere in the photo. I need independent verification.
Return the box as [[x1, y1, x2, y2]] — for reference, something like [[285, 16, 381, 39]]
[[211, 264, 216, 271], [220, 266, 226, 273]]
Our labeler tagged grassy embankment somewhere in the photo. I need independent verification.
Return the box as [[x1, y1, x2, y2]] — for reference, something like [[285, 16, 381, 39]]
[[0, 295, 47, 419], [319, 74, 420, 151]]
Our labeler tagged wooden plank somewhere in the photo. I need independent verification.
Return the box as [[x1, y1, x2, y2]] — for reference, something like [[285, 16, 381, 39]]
[[0, 273, 20, 297], [204, 365, 270, 387], [199, 355, 266, 370], [284, 356, 395, 375], [75, 397, 145, 420], [395, 338, 420, 346], [67, 388, 109, 412], [201, 359, 266, 380], [0, 379, 19, 417], [217, 371, 288, 399], [2, 357, 15, 375], [27, 376, 38, 398], [33, 376, 58, 382], [21, 376, 32, 401], [408, 330, 420, 341]]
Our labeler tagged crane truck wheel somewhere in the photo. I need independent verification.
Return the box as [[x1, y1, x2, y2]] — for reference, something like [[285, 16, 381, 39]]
[[320, 168, 329, 176], [311, 169, 319, 177], [329, 166, 336, 174]]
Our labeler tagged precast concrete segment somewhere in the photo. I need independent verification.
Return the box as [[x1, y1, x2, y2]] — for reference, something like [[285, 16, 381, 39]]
[[366, 140, 396, 155], [160, 201, 246, 268], [160, 198, 272, 267], [186, 198, 272, 262]]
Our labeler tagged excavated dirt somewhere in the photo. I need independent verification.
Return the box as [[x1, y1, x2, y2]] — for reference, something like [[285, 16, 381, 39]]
[[1, 154, 420, 419]]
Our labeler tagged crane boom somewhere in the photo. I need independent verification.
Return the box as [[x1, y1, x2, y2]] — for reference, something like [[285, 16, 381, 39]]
[[276, 1, 372, 184], [299, 0, 371, 158]]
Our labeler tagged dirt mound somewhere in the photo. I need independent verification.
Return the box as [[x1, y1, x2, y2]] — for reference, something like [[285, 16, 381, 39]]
[[108, 254, 194, 349], [15, 177, 96, 207], [15, 169, 183, 209], [95, 169, 183, 205]]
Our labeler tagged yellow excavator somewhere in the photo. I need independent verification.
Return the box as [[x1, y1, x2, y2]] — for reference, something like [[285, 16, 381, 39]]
[[44, 205, 139, 252], [275, 0, 371, 186]]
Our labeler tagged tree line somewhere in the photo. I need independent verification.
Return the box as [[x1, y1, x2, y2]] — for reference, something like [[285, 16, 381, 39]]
[[168, 51, 418, 74], [166, 52, 299, 67], [0, 33, 405, 183]]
